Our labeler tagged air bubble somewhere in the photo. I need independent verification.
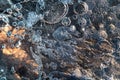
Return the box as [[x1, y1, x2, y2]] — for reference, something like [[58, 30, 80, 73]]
[[41, 71, 47, 79], [38, 0, 69, 24], [17, 12, 23, 19], [73, 2, 88, 15], [13, 3, 22, 11], [0, 69, 4, 74], [60, 60, 67, 68], [69, 25, 76, 32], [72, 15, 78, 20], [98, 30, 108, 39], [10, 66, 16, 74], [99, 23, 104, 29], [81, 27, 85, 31], [31, 32, 42, 43], [17, 21, 25, 28], [49, 62, 57, 70], [6, 31, 12, 37], [12, 22, 17, 27], [109, 24, 116, 31], [38, 14, 44, 20], [77, 17, 87, 27], [13, 12, 18, 17], [61, 17, 71, 26], [6, 8, 12, 14]]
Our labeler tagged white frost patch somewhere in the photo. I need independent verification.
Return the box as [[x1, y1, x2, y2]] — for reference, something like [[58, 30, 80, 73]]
[[26, 12, 41, 28]]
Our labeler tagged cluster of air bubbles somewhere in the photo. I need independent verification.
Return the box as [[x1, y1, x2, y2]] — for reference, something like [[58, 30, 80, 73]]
[[26, 12, 40, 28], [30, 31, 42, 44], [1, 2, 25, 29], [0, 0, 119, 80], [12, 20, 25, 29]]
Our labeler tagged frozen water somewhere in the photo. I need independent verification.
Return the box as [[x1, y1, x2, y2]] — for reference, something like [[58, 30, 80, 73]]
[[26, 12, 40, 28]]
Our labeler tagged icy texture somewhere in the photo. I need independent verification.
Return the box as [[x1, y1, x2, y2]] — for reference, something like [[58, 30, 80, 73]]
[[26, 12, 40, 28], [52, 27, 72, 41], [0, 0, 120, 80], [59, 0, 73, 4]]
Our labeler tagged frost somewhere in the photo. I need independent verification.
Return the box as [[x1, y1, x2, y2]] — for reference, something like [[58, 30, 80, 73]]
[[52, 27, 72, 41], [0, 0, 120, 80], [37, 0, 45, 10], [60, 0, 73, 4], [26, 12, 40, 28]]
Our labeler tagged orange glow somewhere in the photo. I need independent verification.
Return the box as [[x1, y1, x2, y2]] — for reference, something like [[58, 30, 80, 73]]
[[3, 24, 12, 32], [26, 60, 39, 74], [26, 60, 39, 68], [0, 25, 39, 79], [0, 25, 25, 43], [12, 28, 25, 35], [1, 25, 27, 61], [0, 31, 7, 42], [2, 48, 28, 61]]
